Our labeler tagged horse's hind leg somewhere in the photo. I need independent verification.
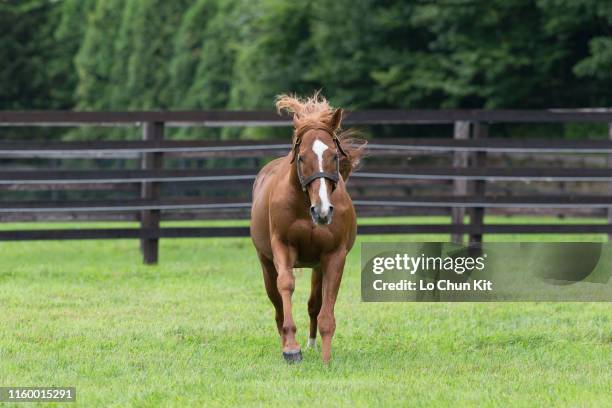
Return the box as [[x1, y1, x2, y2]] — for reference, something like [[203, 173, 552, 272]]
[[307, 266, 322, 349], [258, 252, 283, 337]]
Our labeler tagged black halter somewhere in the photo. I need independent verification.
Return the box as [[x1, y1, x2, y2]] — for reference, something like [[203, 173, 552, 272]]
[[290, 125, 348, 192], [296, 151, 340, 191]]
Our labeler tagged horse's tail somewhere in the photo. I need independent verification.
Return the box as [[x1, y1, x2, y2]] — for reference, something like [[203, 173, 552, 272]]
[[337, 131, 367, 182]]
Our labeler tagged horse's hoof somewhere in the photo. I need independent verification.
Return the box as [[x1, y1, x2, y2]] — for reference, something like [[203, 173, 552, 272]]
[[283, 349, 302, 363]]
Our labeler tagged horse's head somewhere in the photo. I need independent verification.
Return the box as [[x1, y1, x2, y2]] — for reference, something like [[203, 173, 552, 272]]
[[291, 109, 345, 225], [276, 92, 363, 226]]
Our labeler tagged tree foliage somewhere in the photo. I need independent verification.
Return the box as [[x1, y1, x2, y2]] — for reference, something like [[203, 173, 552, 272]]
[[0, 0, 63, 109], [3, 0, 612, 119]]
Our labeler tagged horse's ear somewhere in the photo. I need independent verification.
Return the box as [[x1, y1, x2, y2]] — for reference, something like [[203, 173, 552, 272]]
[[330, 108, 344, 131]]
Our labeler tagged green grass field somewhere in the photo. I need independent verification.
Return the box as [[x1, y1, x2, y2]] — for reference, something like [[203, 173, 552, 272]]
[[1, 217, 611, 407]]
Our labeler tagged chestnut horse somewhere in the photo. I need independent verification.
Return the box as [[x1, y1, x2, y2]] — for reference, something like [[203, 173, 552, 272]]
[[250, 93, 365, 363]]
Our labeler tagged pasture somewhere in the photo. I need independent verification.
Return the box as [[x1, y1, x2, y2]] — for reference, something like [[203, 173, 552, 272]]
[[1, 217, 611, 407]]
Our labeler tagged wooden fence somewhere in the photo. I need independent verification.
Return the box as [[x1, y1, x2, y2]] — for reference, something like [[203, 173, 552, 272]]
[[1, 109, 612, 264]]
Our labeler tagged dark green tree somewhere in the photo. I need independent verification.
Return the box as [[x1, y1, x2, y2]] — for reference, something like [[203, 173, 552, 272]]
[[224, 0, 318, 138], [169, 0, 219, 108], [50, 0, 94, 108], [74, 0, 125, 109], [0, 0, 60, 109], [116, 0, 191, 109], [309, 0, 416, 108], [107, 0, 138, 108], [181, 0, 242, 110], [228, 0, 318, 110]]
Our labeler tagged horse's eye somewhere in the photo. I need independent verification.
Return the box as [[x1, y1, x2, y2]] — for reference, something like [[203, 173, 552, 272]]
[[333, 154, 339, 161], [297, 156, 303, 162]]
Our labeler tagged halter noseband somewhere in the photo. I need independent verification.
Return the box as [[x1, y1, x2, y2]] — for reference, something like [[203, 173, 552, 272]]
[[290, 125, 348, 192]]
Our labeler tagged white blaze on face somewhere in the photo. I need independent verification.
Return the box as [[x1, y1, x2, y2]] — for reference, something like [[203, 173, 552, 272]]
[[312, 139, 331, 216]]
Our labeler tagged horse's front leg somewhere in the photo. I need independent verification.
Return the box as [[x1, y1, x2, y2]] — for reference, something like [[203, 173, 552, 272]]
[[271, 237, 301, 362], [319, 249, 347, 363], [307, 266, 322, 349]]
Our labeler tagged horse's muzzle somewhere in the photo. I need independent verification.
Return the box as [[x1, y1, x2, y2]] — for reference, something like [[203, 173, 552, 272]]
[[310, 205, 334, 225]]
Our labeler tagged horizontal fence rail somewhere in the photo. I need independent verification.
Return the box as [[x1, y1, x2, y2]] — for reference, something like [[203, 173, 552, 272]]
[[7, 167, 612, 185], [0, 169, 258, 184], [2, 109, 612, 263], [4, 138, 612, 155], [1, 224, 610, 242], [2, 109, 612, 126], [4, 195, 612, 213], [354, 168, 612, 181]]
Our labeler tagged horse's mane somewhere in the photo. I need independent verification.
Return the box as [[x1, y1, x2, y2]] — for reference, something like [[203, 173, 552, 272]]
[[275, 91, 367, 179]]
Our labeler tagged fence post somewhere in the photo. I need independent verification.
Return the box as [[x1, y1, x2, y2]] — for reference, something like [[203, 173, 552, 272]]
[[141, 121, 164, 264], [608, 123, 612, 242], [469, 122, 488, 244], [452, 121, 470, 244]]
